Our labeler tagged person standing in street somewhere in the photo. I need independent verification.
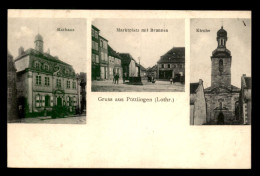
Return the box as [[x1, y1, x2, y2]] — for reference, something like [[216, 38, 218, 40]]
[[116, 73, 119, 84]]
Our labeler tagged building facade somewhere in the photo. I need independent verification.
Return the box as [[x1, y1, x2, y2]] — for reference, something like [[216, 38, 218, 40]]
[[78, 72, 86, 114], [204, 26, 241, 125], [91, 25, 101, 80], [190, 79, 207, 125], [99, 35, 109, 80], [108, 45, 123, 80], [14, 34, 80, 117], [240, 74, 251, 125], [7, 50, 18, 121], [157, 47, 185, 81]]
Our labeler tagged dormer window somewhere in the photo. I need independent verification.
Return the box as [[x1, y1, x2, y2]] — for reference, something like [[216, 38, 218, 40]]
[[35, 61, 40, 69], [44, 63, 49, 71]]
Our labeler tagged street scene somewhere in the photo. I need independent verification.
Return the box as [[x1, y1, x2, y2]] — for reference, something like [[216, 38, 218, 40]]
[[92, 79, 184, 92], [91, 19, 185, 92], [7, 18, 87, 123]]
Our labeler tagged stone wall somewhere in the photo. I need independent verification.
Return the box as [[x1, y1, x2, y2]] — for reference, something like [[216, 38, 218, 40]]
[[211, 57, 231, 88], [205, 92, 240, 124]]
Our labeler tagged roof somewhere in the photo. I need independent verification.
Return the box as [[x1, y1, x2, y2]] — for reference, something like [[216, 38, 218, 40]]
[[204, 85, 240, 93], [108, 45, 121, 58], [119, 53, 135, 65], [99, 35, 108, 41], [92, 25, 100, 31], [217, 26, 227, 38], [35, 33, 43, 41], [157, 47, 185, 63], [190, 83, 199, 94], [14, 48, 71, 66], [147, 65, 157, 72], [136, 63, 146, 71]]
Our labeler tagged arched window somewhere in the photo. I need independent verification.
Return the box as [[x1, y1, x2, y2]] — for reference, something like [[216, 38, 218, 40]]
[[219, 59, 223, 74]]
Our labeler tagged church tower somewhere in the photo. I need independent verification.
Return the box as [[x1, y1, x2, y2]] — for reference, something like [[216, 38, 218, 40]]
[[34, 33, 44, 53], [211, 26, 232, 88]]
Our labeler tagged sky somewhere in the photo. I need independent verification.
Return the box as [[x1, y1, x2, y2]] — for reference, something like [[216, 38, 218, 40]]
[[190, 18, 251, 88], [8, 18, 86, 73], [92, 19, 185, 68]]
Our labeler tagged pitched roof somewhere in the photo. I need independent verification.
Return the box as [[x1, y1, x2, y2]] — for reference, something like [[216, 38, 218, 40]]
[[190, 83, 199, 94], [157, 47, 185, 63], [119, 53, 136, 65], [204, 85, 240, 93], [92, 25, 100, 31], [108, 45, 121, 58], [15, 48, 71, 66], [99, 35, 108, 41], [136, 63, 146, 71]]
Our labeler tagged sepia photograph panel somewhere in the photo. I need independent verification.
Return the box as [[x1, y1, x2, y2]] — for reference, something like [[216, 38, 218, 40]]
[[91, 19, 185, 92], [7, 18, 87, 124], [190, 18, 251, 125]]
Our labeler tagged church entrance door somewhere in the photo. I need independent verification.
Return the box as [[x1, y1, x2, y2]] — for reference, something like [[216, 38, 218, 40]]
[[217, 112, 224, 125]]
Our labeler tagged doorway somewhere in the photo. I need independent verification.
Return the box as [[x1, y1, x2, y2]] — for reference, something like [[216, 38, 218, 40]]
[[217, 112, 224, 125], [57, 97, 62, 107]]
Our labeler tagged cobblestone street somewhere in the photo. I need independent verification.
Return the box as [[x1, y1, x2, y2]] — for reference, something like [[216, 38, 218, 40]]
[[92, 80, 185, 92], [10, 115, 86, 124]]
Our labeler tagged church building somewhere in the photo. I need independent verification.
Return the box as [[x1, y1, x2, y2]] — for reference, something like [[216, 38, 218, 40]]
[[204, 26, 241, 125], [14, 34, 80, 117]]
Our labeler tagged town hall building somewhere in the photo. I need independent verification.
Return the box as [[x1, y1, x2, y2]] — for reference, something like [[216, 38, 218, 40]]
[[14, 34, 80, 117]]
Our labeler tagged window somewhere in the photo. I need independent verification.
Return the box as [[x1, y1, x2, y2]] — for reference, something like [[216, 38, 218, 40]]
[[45, 77, 50, 86], [219, 59, 223, 74], [35, 62, 40, 69], [72, 82, 76, 89], [56, 79, 61, 88], [67, 80, 70, 89], [50, 96, 53, 107], [101, 53, 104, 61], [36, 75, 41, 85], [92, 54, 95, 62], [67, 97, 72, 106], [73, 97, 77, 106], [41, 95, 45, 107], [164, 64, 168, 68], [44, 64, 49, 71], [35, 95, 41, 107], [95, 31, 98, 39], [95, 42, 98, 51], [92, 41, 95, 50], [95, 55, 99, 63], [168, 64, 170, 68], [161, 64, 164, 68]]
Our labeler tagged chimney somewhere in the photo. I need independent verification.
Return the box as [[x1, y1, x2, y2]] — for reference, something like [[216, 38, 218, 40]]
[[18, 46, 24, 56]]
